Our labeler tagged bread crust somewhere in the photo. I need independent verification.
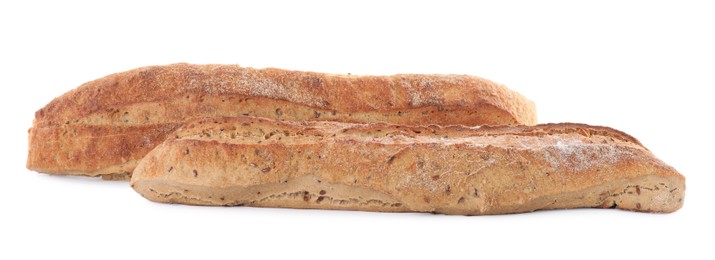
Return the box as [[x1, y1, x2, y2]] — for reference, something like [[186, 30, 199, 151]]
[[27, 63, 536, 177], [130, 116, 685, 215]]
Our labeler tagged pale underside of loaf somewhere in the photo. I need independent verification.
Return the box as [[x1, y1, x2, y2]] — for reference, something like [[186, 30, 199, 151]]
[[130, 117, 685, 215], [27, 63, 536, 179]]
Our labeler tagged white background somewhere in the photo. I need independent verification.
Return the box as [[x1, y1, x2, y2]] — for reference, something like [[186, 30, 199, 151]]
[[1, 1, 712, 259]]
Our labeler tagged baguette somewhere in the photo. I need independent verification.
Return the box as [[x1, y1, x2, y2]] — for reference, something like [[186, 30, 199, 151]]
[[27, 63, 536, 179], [130, 116, 685, 215]]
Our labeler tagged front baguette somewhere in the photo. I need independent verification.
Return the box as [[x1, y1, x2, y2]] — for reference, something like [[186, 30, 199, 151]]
[[130, 116, 684, 215], [27, 63, 536, 179]]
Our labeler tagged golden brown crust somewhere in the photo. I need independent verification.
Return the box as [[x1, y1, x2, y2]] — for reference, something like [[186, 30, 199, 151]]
[[131, 116, 685, 215], [28, 63, 536, 177], [27, 123, 181, 177], [33, 63, 536, 127]]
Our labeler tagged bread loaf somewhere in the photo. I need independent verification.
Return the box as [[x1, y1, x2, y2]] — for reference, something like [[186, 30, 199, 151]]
[[27, 63, 537, 179], [130, 116, 684, 215]]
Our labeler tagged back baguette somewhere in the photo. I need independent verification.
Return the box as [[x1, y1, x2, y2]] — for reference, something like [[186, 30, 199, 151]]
[[27, 63, 536, 179], [131, 116, 684, 215]]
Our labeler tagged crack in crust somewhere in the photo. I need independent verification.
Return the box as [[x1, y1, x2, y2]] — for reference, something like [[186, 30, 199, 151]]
[[175, 116, 644, 148], [597, 182, 682, 212], [145, 188, 404, 208], [253, 190, 403, 208], [146, 188, 213, 205]]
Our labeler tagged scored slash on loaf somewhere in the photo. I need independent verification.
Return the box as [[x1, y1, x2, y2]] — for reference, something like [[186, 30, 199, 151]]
[[27, 63, 536, 180], [130, 116, 685, 215]]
